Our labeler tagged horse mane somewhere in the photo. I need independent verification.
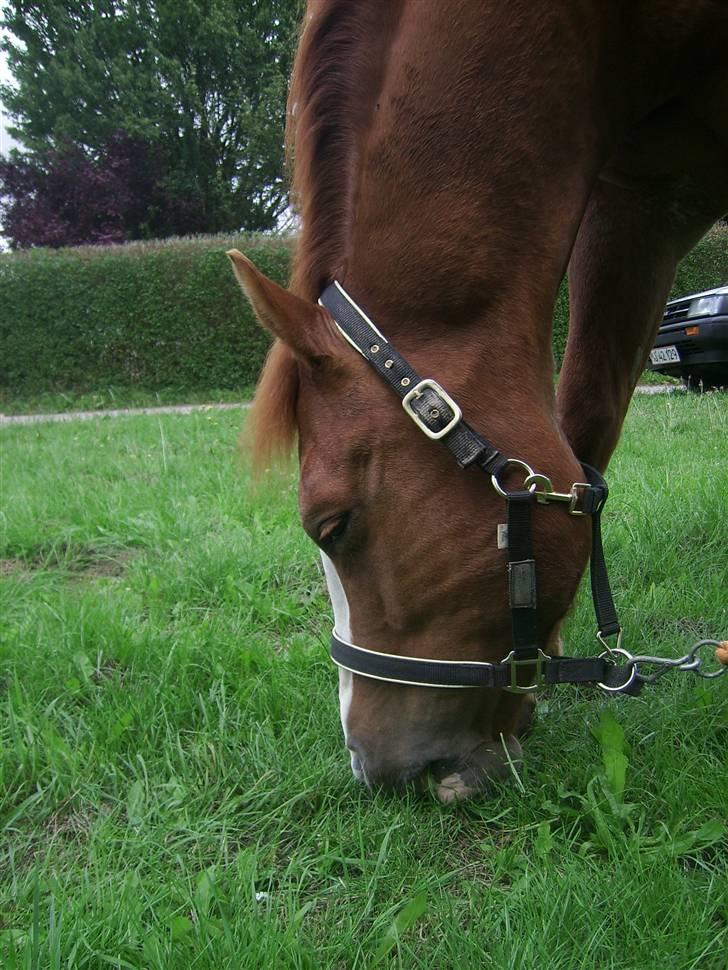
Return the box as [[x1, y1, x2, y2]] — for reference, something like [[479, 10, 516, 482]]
[[250, 0, 402, 467]]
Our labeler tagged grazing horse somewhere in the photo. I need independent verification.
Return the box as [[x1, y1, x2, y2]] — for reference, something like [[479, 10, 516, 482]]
[[229, 0, 728, 801]]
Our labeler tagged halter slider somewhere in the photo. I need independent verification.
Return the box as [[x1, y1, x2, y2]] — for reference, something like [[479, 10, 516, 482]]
[[501, 648, 549, 693]]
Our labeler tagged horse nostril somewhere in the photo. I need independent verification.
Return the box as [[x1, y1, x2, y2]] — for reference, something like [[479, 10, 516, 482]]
[[345, 739, 365, 782], [345, 739, 432, 792]]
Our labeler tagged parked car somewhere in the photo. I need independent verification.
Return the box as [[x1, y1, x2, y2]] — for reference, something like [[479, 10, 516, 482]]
[[647, 284, 728, 389]]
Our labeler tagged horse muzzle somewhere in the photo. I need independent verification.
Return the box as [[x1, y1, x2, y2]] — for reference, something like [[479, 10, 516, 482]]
[[346, 733, 523, 803]]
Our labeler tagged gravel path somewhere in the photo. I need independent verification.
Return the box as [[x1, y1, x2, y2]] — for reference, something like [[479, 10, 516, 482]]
[[0, 385, 680, 427], [0, 401, 249, 427], [636, 383, 682, 395]]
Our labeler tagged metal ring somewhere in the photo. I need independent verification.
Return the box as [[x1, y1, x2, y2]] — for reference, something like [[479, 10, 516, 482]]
[[597, 647, 637, 693], [690, 639, 727, 680], [597, 628, 624, 659], [491, 459, 537, 498]]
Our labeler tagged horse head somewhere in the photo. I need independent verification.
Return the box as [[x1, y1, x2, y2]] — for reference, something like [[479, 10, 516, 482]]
[[229, 250, 590, 801], [228, 0, 728, 799]]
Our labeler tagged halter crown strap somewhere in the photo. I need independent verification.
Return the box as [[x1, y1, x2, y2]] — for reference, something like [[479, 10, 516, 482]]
[[319, 282, 507, 475]]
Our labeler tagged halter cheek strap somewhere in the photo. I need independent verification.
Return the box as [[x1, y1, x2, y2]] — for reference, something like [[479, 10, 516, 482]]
[[318, 281, 722, 696]]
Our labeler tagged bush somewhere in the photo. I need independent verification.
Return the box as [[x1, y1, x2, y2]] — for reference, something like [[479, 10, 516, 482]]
[[1, 225, 726, 398], [0, 234, 291, 397]]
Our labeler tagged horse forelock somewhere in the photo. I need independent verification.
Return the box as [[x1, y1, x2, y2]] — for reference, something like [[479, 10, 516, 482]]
[[249, 340, 299, 470]]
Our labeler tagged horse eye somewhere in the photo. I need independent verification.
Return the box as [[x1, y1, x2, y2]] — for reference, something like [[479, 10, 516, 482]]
[[318, 513, 350, 546]]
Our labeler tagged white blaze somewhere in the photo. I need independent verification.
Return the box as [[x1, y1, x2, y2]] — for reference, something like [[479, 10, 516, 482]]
[[320, 551, 352, 642], [320, 552, 361, 776]]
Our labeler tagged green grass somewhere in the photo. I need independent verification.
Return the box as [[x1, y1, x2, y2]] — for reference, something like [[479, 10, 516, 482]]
[[0, 375, 679, 416], [637, 369, 682, 386], [1, 395, 727, 969]]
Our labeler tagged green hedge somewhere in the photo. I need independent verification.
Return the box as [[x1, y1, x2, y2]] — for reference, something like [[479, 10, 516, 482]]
[[0, 234, 291, 396], [1, 225, 726, 397]]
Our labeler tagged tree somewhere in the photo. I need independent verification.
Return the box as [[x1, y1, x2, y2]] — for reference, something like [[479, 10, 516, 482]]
[[0, 0, 302, 243], [0, 133, 167, 247]]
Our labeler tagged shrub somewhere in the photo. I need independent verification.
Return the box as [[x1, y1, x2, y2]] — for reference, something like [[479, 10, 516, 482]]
[[0, 234, 291, 396], [1, 224, 726, 397]]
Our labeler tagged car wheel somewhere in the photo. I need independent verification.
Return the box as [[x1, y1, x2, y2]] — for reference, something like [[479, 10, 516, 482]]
[[683, 376, 727, 392]]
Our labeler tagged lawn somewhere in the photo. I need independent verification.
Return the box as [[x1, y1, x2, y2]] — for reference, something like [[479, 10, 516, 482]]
[[1, 394, 727, 969]]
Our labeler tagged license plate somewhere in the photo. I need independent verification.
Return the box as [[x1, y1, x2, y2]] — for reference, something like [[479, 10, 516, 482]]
[[650, 345, 680, 365]]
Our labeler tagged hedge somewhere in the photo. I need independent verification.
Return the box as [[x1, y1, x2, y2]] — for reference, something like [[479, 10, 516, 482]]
[[1, 225, 726, 396], [0, 234, 291, 396]]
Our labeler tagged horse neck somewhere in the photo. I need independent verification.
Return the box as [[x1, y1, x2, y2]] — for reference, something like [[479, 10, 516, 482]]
[[323, 2, 604, 429], [290, 1, 610, 453]]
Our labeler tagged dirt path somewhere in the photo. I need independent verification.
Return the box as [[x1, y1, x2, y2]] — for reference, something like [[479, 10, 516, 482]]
[[1, 386, 681, 428], [0, 401, 249, 427]]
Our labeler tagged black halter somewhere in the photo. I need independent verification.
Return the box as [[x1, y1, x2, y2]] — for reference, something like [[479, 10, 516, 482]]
[[319, 281, 640, 695]]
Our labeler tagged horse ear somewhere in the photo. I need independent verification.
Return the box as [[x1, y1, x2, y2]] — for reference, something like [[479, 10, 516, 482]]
[[227, 249, 338, 360]]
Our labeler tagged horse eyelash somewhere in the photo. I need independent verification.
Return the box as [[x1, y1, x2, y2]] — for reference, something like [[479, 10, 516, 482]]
[[319, 513, 350, 546]]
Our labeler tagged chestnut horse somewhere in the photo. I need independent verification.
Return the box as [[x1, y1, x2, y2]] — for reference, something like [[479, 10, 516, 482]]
[[229, 0, 728, 801]]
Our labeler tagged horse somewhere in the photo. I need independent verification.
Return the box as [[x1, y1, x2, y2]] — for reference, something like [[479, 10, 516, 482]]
[[228, 0, 728, 802]]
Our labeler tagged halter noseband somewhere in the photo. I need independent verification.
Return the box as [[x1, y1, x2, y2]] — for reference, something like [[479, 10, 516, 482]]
[[317, 282, 725, 696]]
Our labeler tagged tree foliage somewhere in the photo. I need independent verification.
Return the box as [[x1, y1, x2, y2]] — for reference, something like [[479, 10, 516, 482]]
[[0, 133, 161, 247], [0, 0, 303, 245]]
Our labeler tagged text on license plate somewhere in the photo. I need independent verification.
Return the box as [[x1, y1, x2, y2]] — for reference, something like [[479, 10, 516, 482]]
[[650, 345, 680, 365]]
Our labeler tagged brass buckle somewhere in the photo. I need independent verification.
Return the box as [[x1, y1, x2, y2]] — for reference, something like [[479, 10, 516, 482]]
[[402, 379, 462, 440], [501, 649, 549, 693], [568, 482, 592, 516]]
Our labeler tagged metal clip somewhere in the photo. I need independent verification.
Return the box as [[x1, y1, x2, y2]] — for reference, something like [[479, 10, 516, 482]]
[[596, 628, 624, 660], [632, 639, 727, 684], [523, 473, 563, 504], [523, 474, 592, 515]]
